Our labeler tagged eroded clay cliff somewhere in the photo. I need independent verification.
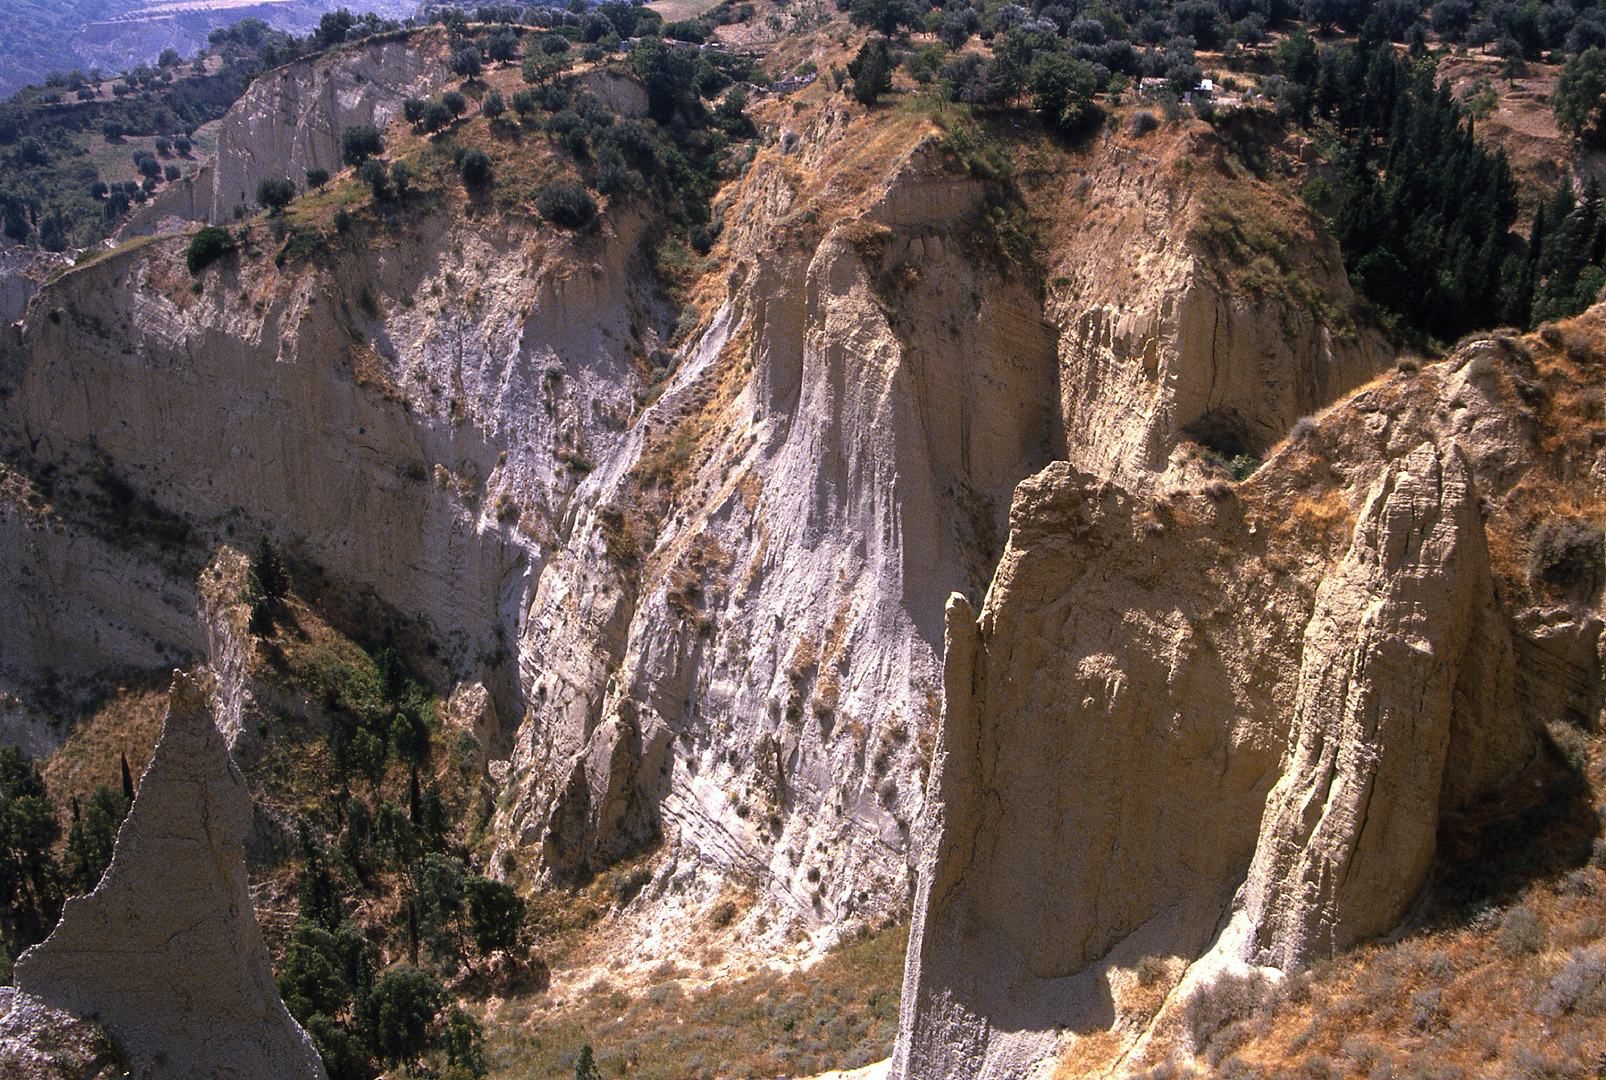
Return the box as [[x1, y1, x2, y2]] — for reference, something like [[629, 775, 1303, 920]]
[[0, 36, 1393, 952], [895, 318, 1606, 1077], [14, 669, 324, 1080]]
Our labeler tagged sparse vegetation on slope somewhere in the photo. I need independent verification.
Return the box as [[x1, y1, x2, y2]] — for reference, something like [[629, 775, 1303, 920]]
[[1172, 726, 1605, 1080], [484, 922, 908, 1080]]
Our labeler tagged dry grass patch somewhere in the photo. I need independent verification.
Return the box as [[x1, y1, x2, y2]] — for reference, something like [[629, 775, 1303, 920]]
[[484, 921, 907, 1080], [42, 674, 168, 826], [1195, 729, 1604, 1080]]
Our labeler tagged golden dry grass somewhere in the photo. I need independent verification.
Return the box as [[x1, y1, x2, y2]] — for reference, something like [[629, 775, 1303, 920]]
[[484, 921, 908, 1080], [42, 674, 168, 825]]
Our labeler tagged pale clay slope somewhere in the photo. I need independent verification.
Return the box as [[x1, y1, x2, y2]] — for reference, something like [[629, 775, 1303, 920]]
[[895, 334, 1592, 1079], [0, 32, 1414, 1040], [13, 670, 324, 1080], [5, 43, 1387, 938], [122, 33, 454, 239]]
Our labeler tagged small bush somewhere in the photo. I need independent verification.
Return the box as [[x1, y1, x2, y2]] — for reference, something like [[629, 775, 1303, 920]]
[[1546, 720, 1591, 773], [341, 122, 384, 166], [1183, 970, 1270, 1050], [536, 182, 596, 228], [610, 866, 653, 904], [647, 980, 683, 1006], [1226, 454, 1260, 482], [422, 99, 453, 131], [461, 149, 494, 189], [1541, 945, 1606, 1016], [487, 29, 520, 62], [1531, 517, 1606, 595], [185, 225, 235, 274], [359, 160, 389, 200], [1137, 955, 1168, 988], [1130, 109, 1159, 135], [449, 46, 483, 79], [1498, 905, 1548, 957], [256, 176, 296, 212], [1300, 177, 1332, 207]]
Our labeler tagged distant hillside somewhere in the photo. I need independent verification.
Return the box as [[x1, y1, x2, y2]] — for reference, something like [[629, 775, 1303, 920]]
[[0, 0, 416, 101]]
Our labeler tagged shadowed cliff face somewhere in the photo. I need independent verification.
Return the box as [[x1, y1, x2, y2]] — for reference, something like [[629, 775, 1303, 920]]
[[893, 321, 1606, 1078], [0, 39, 1394, 947]]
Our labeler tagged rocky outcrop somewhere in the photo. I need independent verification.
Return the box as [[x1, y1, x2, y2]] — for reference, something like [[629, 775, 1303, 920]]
[[892, 323, 1597, 1077], [0, 477, 205, 718], [1230, 443, 1507, 970], [0, 246, 71, 325], [14, 670, 325, 1080], [0, 989, 126, 1080], [1041, 126, 1391, 491], [496, 131, 1060, 927], [895, 465, 1312, 1080]]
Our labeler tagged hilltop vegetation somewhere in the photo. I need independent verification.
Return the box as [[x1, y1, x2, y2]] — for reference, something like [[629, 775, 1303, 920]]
[[0, 0, 417, 102], [9, 0, 1606, 343], [0, 18, 298, 250]]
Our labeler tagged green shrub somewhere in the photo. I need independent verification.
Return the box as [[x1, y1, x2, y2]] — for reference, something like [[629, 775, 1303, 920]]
[[248, 535, 288, 600], [422, 99, 453, 132], [460, 149, 494, 189], [449, 46, 483, 79], [465, 876, 524, 957], [340, 122, 384, 166], [846, 36, 892, 106], [365, 965, 446, 1067], [444, 1005, 489, 1078], [1531, 517, 1606, 594], [256, 176, 295, 212], [65, 784, 127, 893], [1299, 177, 1332, 207], [185, 225, 235, 274], [536, 182, 596, 228], [359, 159, 389, 200], [1029, 52, 1104, 136]]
